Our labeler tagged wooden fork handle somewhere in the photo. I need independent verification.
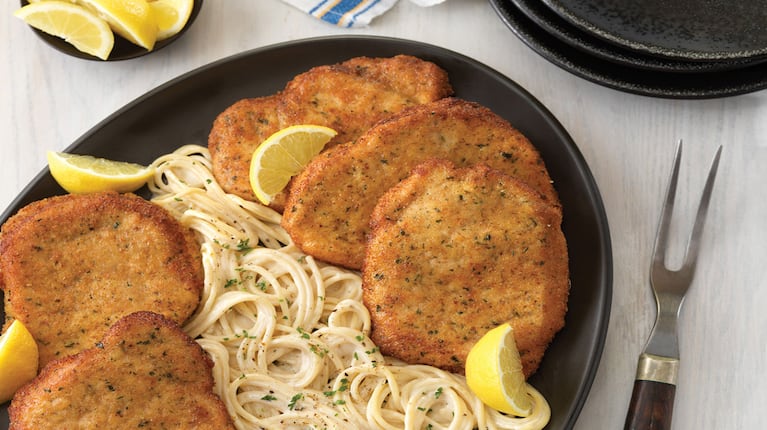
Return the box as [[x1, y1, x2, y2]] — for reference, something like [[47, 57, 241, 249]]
[[624, 379, 676, 430], [624, 353, 679, 430]]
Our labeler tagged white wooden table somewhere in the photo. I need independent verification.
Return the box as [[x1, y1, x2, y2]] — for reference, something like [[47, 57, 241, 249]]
[[1, 1, 765, 428]]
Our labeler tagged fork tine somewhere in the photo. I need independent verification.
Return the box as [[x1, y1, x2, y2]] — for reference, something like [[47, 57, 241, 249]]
[[627, 143, 722, 430], [681, 145, 723, 273], [652, 140, 684, 270]]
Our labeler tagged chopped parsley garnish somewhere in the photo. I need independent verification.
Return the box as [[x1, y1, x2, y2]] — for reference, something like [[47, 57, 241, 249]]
[[288, 393, 303, 410], [236, 238, 254, 254]]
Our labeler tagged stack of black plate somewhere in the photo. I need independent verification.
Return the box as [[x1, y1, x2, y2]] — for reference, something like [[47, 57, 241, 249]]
[[489, 0, 767, 98]]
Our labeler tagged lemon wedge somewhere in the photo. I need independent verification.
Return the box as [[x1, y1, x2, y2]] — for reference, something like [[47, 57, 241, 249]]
[[47, 151, 156, 194], [148, 0, 193, 40], [249, 124, 337, 205], [0, 320, 39, 404], [465, 323, 533, 417], [14, 1, 115, 60], [77, 0, 158, 50]]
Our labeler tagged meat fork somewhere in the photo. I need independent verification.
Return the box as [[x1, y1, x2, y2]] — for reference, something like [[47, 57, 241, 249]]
[[624, 141, 723, 430]]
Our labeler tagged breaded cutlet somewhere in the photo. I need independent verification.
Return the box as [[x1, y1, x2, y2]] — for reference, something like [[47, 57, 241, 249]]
[[208, 55, 452, 211], [0, 192, 203, 369], [362, 160, 569, 377], [208, 95, 284, 207], [9, 311, 234, 429], [340, 55, 453, 104], [277, 55, 453, 146], [281, 97, 559, 270]]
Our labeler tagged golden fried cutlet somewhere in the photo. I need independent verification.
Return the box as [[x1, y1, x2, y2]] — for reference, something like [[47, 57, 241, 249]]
[[339, 55, 454, 104], [208, 55, 452, 211], [208, 95, 284, 206], [9, 311, 234, 429], [282, 97, 559, 270], [0, 192, 203, 369], [278, 55, 453, 145], [362, 160, 569, 377]]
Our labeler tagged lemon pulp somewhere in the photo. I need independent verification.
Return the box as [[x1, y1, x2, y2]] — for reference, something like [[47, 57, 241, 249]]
[[77, 0, 158, 50], [149, 0, 194, 40], [249, 124, 337, 205], [47, 151, 156, 194], [0, 320, 39, 403], [14, 1, 115, 60], [465, 323, 533, 416]]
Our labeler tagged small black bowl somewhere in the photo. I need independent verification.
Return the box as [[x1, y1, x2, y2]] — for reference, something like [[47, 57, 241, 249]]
[[18, 0, 203, 61]]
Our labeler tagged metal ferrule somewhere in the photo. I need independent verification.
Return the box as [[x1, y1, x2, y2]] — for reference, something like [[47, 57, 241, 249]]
[[635, 352, 679, 385]]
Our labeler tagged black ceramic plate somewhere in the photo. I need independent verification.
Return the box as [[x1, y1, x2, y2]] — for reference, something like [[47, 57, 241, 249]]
[[541, 0, 767, 61], [0, 36, 612, 429], [19, 0, 203, 61], [490, 0, 767, 98], [510, 0, 764, 73]]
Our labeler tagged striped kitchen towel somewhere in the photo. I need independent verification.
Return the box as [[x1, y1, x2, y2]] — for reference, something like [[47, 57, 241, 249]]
[[282, 0, 446, 28]]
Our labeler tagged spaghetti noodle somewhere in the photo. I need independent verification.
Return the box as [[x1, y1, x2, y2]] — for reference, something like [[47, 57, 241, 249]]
[[148, 145, 550, 430]]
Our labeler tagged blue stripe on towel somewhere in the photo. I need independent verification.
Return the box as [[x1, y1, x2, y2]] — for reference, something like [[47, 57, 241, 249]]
[[308, 0, 330, 14], [284, 0, 400, 28], [345, 0, 382, 27], [320, 0, 363, 25]]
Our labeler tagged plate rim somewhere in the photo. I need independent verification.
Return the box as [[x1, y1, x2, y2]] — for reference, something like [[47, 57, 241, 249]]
[[0, 35, 612, 429]]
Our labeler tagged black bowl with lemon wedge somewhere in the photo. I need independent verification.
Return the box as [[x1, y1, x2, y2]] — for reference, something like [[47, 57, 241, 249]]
[[16, 0, 203, 61]]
